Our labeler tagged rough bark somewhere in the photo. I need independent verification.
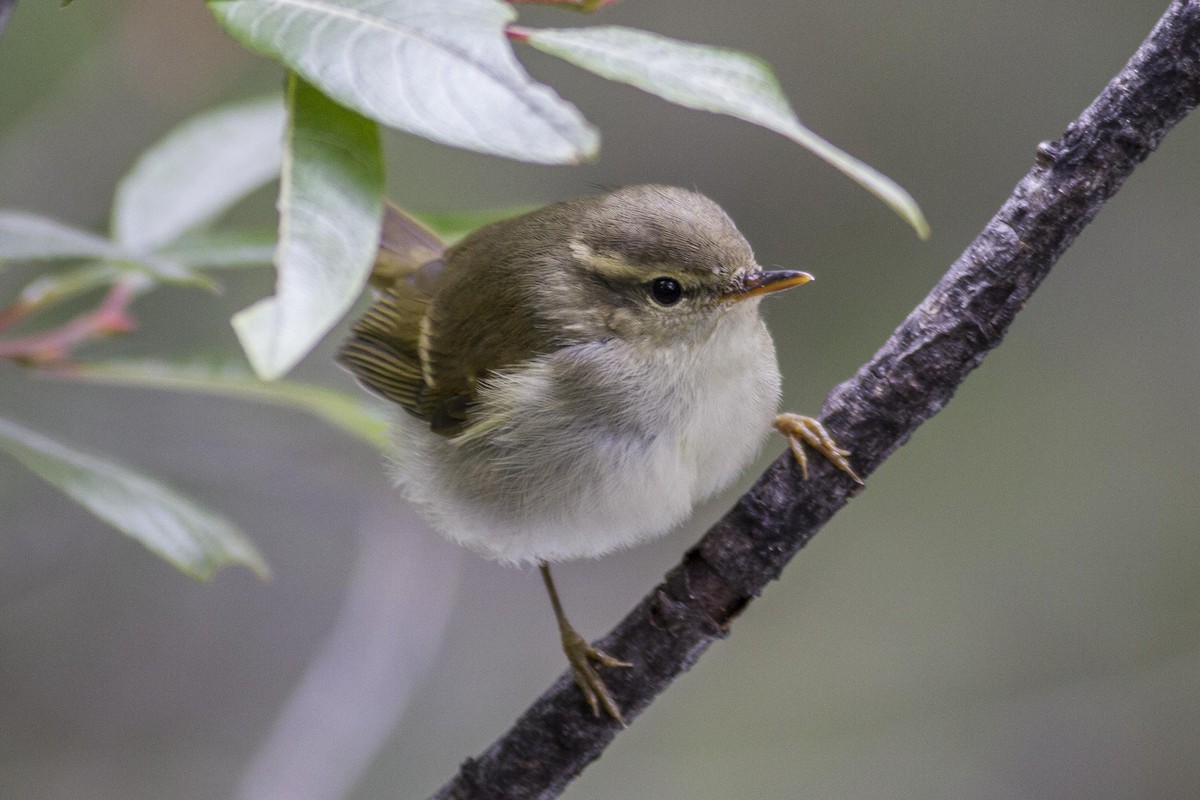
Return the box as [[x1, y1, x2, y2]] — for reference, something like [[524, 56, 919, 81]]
[[430, 3, 1200, 798]]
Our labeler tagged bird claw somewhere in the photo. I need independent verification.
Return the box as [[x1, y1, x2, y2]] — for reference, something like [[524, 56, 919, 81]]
[[560, 628, 631, 725], [774, 413, 863, 484]]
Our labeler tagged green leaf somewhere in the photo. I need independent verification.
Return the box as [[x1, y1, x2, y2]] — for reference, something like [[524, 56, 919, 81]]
[[0, 416, 269, 581], [112, 95, 286, 255], [524, 26, 930, 239], [207, 0, 598, 164], [0, 212, 125, 263], [60, 356, 392, 452], [156, 228, 277, 269], [232, 75, 384, 380]]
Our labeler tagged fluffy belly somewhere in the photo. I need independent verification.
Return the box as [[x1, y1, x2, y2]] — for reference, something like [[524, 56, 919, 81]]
[[389, 321, 781, 564]]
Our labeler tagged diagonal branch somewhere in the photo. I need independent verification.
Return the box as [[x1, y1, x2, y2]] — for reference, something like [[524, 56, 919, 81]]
[[430, 2, 1200, 798]]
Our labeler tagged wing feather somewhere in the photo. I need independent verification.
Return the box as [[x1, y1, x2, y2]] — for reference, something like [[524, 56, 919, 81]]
[[337, 288, 431, 415]]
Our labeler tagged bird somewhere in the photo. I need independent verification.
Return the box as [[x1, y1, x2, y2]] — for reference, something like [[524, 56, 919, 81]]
[[337, 184, 858, 722]]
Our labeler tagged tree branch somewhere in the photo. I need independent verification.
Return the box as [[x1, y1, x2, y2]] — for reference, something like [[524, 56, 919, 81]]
[[430, 3, 1200, 798]]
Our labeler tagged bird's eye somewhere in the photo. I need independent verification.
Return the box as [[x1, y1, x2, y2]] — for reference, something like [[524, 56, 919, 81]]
[[649, 276, 684, 306]]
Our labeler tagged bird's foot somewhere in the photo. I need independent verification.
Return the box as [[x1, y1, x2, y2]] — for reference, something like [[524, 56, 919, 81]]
[[559, 626, 632, 724], [774, 413, 863, 484]]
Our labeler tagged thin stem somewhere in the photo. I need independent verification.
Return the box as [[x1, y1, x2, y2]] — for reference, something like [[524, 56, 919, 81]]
[[505, 24, 532, 44], [507, 0, 621, 10], [0, 280, 136, 364]]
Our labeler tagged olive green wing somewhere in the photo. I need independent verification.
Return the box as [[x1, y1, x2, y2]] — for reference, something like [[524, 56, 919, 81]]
[[340, 201, 555, 437], [337, 287, 430, 417], [338, 202, 448, 423], [337, 288, 478, 435], [368, 202, 445, 290]]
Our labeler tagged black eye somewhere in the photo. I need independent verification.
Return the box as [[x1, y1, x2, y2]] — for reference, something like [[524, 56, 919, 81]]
[[649, 276, 683, 306]]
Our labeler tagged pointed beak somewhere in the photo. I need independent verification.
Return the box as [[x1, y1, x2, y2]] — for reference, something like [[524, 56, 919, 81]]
[[726, 269, 813, 303]]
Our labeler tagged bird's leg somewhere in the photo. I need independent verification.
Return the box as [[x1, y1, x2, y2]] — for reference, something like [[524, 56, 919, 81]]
[[774, 413, 863, 484], [539, 562, 631, 724]]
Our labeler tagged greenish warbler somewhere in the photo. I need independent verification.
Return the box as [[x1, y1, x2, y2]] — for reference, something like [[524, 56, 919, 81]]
[[338, 185, 858, 722]]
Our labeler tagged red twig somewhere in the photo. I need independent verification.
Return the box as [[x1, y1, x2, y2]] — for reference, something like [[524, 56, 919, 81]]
[[505, 24, 532, 43], [0, 298, 32, 333], [507, 0, 620, 10], [0, 281, 136, 365]]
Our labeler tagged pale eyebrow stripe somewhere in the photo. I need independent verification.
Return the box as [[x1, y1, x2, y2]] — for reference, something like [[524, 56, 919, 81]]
[[568, 240, 675, 283]]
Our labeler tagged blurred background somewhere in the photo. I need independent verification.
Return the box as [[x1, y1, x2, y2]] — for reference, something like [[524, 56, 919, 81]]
[[2, 1, 1198, 798]]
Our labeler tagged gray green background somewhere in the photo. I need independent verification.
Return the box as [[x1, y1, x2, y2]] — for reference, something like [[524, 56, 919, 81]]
[[2, 1, 1197, 798]]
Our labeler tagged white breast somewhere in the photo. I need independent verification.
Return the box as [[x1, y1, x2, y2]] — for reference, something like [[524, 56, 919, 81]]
[[388, 305, 782, 565]]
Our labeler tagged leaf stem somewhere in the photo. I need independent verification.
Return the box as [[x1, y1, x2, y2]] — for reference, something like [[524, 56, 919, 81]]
[[0, 298, 33, 334], [0, 280, 137, 364], [504, 24, 532, 43], [507, 0, 621, 11]]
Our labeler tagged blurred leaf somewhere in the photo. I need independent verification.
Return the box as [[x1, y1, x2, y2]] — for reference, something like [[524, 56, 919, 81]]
[[233, 75, 384, 380], [156, 228, 277, 269], [0, 213, 212, 287], [412, 204, 538, 244], [61, 356, 391, 452], [15, 262, 124, 309], [112, 95, 285, 254], [0, 416, 269, 581], [524, 26, 930, 238], [207, 0, 599, 164], [126, 258, 215, 290], [0, 212, 125, 263]]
